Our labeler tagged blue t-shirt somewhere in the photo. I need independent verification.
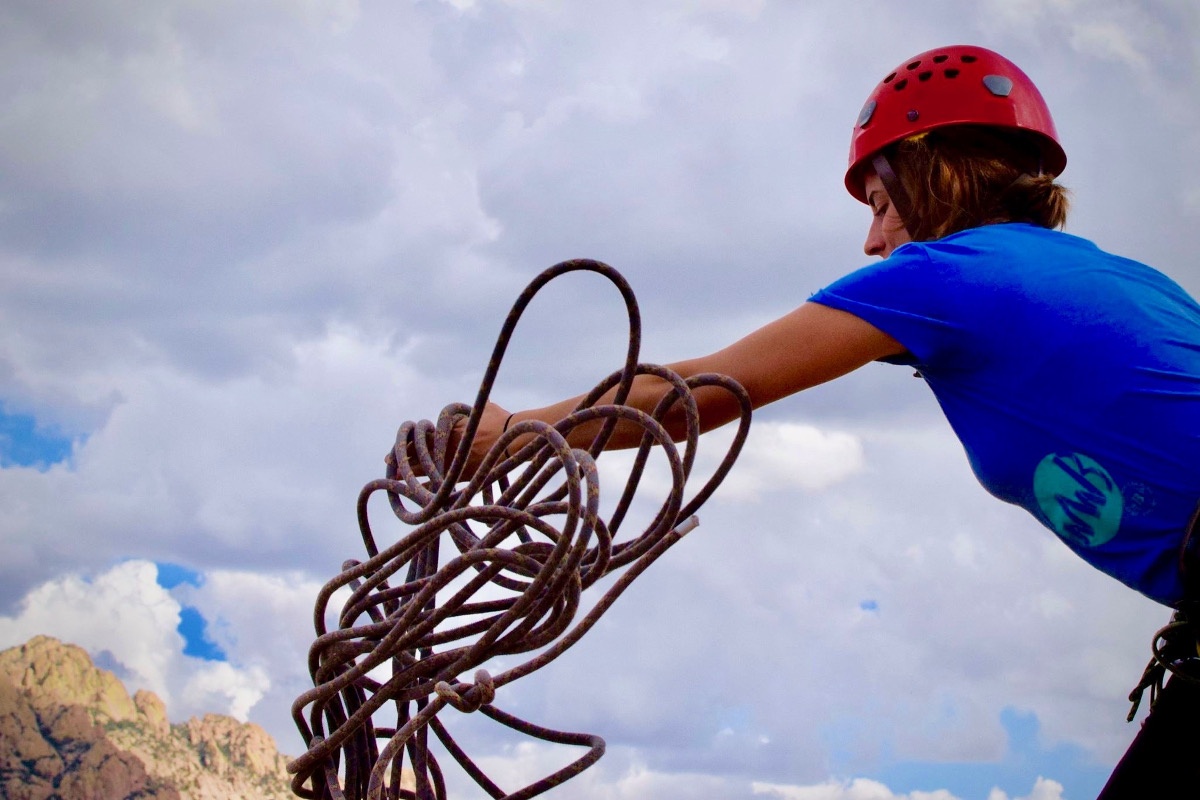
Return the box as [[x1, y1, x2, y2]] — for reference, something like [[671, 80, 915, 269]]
[[810, 223, 1200, 606]]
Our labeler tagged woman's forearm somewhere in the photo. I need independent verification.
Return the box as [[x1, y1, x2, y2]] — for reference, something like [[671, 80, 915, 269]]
[[504, 365, 746, 452]]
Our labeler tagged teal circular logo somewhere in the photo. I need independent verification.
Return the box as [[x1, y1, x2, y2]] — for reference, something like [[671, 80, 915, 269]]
[[1033, 453, 1123, 548]]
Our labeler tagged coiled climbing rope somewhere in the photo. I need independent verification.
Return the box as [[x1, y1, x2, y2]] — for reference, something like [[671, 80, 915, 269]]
[[287, 259, 752, 800]]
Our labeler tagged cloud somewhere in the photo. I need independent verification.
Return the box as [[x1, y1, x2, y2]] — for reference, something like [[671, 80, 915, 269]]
[[717, 421, 864, 498], [1001, 777, 1068, 800], [471, 743, 753, 800], [0, 321, 470, 610], [751, 775, 1065, 800], [1067, 20, 1149, 71], [182, 661, 271, 723], [0, 561, 181, 694], [753, 777, 951, 800], [591, 420, 863, 518], [979, 0, 1165, 68]]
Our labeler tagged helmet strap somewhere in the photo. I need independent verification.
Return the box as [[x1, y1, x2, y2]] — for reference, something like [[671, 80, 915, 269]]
[[871, 153, 914, 237]]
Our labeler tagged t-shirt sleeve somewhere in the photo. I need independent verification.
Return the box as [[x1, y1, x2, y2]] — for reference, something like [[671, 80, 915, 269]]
[[809, 243, 980, 369]]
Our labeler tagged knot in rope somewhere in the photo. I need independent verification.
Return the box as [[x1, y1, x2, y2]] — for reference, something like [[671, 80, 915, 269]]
[[435, 669, 496, 713]]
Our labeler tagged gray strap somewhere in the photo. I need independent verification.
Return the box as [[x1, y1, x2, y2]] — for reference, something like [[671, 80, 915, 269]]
[[871, 152, 914, 236]]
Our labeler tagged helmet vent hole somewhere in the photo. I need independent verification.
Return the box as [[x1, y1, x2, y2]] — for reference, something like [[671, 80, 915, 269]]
[[894, 78, 908, 91], [883, 72, 896, 84], [961, 54, 978, 63], [933, 54, 949, 63], [944, 68, 960, 79], [907, 60, 921, 70], [918, 70, 933, 81]]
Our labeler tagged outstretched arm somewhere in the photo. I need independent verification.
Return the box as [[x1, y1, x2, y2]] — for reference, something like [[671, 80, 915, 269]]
[[465, 302, 903, 468]]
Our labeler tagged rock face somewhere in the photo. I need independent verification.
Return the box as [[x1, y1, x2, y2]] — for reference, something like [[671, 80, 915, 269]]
[[0, 636, 294, 800]]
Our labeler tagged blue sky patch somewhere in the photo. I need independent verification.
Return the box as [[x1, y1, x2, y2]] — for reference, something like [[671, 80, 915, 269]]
[[178, 605, 227, 662], [875, 707, 1111, 800], [0, 407, 73, 469], [156, 563, 225, 661], [155, 562, 205, 590]]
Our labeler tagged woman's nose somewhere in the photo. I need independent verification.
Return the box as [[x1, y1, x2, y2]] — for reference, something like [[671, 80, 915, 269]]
[[863, 219, 885, 257]]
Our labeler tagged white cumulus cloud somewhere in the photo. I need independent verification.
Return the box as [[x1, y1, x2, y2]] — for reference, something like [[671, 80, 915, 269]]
[[0, 560, 276, 724]]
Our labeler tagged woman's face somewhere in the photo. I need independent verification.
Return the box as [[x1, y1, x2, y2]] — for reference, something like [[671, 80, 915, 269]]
[[862, 171, 911, 258]]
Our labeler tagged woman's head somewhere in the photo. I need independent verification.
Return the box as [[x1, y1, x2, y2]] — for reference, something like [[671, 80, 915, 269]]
[[878, 127, 1070, 244], [847, 45, 1070, 250]]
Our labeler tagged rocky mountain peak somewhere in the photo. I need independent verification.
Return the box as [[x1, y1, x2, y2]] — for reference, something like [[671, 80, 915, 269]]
[[0, 635, 141, 727], [0, 635, 294, 800]]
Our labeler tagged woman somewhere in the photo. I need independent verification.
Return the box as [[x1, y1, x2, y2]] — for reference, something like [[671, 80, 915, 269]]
[[454, 45, 1200, 794]]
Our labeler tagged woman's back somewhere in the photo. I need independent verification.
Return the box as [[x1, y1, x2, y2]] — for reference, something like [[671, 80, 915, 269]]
[[812, 222, 1200, 604]]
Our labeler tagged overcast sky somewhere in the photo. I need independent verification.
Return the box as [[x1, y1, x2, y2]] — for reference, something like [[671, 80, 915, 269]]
[[1, 1, 1198, 799]]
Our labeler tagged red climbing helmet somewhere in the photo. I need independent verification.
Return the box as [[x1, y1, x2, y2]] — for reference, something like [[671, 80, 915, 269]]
[[845, 45, 1067, 203]]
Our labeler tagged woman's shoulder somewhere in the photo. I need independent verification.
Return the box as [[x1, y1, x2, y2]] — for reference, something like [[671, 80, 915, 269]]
[[895, 223, 1117, 283], [919, 222, 1096, 254]]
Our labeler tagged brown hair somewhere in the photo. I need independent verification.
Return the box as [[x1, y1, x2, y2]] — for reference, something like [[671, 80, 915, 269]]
[[886, 126, 1070, 242]]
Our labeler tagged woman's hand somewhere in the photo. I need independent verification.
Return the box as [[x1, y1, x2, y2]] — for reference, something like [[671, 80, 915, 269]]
[[391, 401, 513, 483], [448, 401, 512, 481]]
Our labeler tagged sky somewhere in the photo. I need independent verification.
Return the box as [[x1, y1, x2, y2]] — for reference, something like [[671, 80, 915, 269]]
[[0, 1, 1198, 798]]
